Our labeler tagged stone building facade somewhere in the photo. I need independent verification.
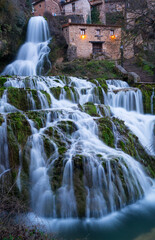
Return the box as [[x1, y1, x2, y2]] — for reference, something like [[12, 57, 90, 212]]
[[62, 0, 91, 23], [63, 23, 121, 60], [32, 0, 61, 16]]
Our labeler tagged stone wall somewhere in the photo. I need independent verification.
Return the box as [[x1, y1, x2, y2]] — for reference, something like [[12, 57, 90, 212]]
[[33, 0, 61, 16], [147, 0, 155, 9], [46, 0, 61, 15], [63, 23, 121, 60], [105, 0, 125, 13], [33, 0, 46, 16], [63, 0, 91, 23]]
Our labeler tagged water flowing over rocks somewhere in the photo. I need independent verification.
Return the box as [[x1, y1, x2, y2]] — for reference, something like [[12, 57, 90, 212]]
[[0, 75, 155, 219], [1, 17, 51, 76]]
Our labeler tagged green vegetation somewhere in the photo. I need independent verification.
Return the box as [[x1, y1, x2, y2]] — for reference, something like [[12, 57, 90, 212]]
[[83, 102, 99, 117], [52, 59, 123, 80], [0, 76, 7, 87], [91, 6, 100, 24], [96, 117, 115, 148], [136, 55, 155, 76], [106, 12, 124, 25]]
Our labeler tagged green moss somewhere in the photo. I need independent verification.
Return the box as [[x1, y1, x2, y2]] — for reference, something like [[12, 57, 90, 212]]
[[0, 114, 4, 126], [58, 146, 67, 155], [50, 87, 62, 99], [7, 112, 31, 148], [83, 102, 99, 117], [0, 88, 4, 98], [112, 117, 155, 177], [43, 135, 56, 159], [96, 117, 115, 147], [95, 78, 108, 93], [7, 124, 20, 165], [0, 77, 7, 88], [26, 110, 48, 129], [57, 120, 78, 135], [48, 156, 64, 194], [132, 83, 155, 114], [73, 155, 86, 218], [41, 90, 51, 106], [6, 88, 51, 111], [64, 86, 72, 100]]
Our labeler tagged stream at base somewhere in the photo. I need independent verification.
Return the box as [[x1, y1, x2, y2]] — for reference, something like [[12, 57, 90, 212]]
[[23, 182, 155, 240]]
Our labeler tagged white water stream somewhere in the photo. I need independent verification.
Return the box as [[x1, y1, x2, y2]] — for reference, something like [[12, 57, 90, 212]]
[[1, 17, 51, 76], [0, 76, 154, 219]]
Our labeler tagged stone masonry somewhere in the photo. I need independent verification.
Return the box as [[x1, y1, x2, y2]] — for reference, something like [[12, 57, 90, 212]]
[[32, 0, 61, 16], [62, 0, 91, 23], [63, 23, 121, 60]]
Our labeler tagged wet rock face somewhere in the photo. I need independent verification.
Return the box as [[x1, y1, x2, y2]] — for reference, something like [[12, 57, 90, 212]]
[[0, 76, 154, 218], [133, 83, 155, 114], [0, 0, 31, 72]]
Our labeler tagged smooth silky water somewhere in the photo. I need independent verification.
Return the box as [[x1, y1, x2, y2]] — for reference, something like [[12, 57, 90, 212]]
[[1, 16, 51, 76], [0, 76, 154, 240], [0, 17, 155, 240]]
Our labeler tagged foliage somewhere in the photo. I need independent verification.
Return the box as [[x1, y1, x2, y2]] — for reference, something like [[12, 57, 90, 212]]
[[0, 185, 58, 240], [91, 6, 100, 24], [53, 59, 122, 80], [106, 12, 124, 25]]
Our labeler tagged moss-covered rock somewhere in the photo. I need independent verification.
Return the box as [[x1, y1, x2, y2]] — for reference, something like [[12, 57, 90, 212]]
[[83, 102, 99, 117], [57, 120, 78, 136], [73, 155, 86, 218], [50, 86, 62, 100], [95, 78, 108, 93], [26, 110, 48, 129], [0, 114, 4, 126], [96, 117, 115, 148], [112, 117, 155, 177], [7, 112, 31, 148], [6, 88, 51, 111], [0, 77, 7, 88], [133, 83, 155, 114]]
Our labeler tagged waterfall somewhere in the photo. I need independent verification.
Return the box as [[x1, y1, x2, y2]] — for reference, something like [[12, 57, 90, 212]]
[[1, 76, 154, 220], [1, 17, 51, 76], [106, 80, 155, 155]]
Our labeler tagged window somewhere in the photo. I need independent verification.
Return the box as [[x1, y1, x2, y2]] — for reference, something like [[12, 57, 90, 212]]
[[93, 43, 102, 54], [72, 3, 75, 12], [96, 29, 101, 36], [110, 30, 114, 36], [81, 29, 85, 35]]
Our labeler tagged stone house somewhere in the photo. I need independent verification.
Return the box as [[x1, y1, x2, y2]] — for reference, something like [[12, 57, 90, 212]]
[[32, 0, 61, 16], [62, 22, 121, 60], [62, 0, 91, 23]]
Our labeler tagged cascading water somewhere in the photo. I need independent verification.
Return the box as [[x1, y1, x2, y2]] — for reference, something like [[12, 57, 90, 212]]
[[0, 76, 154, 222], [107, 80, 155, 155], [1, 16, 51, 76]]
